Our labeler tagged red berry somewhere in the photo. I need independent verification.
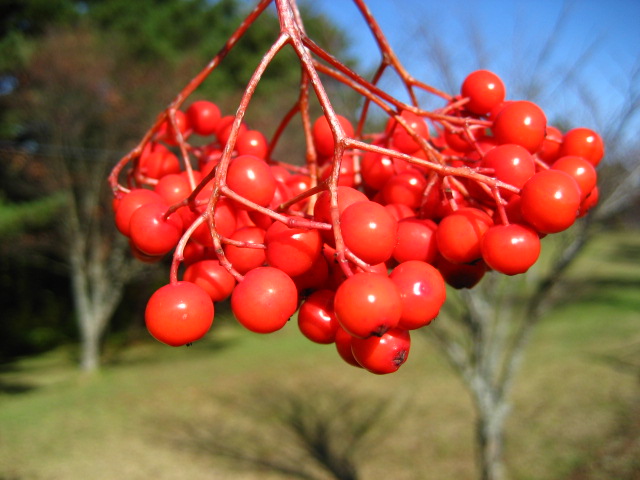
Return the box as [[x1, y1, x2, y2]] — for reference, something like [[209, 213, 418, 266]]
[[138, 149, 181, 180], [145, 281, 214, 347], [154, 173, 192, 205], [340, 200, 398, 265], [385, 203, 416, 222], [319, 153, 357, 188], [183, 259, 237, 302], [313, 186, 368, 224], [216, 116, 248, 146], [537, 125, 563, 163], [381, 168, 428, 209], [265, 220, 323, 277], [461, 70, 506, 115], [313, 186, 368, 246], [361, 149, 408, 191], [297, 289, 339, 344], [181, 240, 213, 267], [389, 110, 430, 154], [559, 127, 604, 167], [351, 328, 411, 375], [114, 188, 165, 237], [312, 114, 354, 157], [390, 260, 446, 329], [190, 198, 238, 247], [334, 326, 362, 368], [551, 155, 597, 201], [481, 223, 541, 275], [248, 180, 294, 229], [290, 253, 330, 293], [129, 202, 183, 256], [392, 217, 438, 264], [226, 155, 277, 208], [236, 129, 269, 158], [492, 100, 547, 153], [436, 257, 487, 289], [223, 226, 267, 275], [231, 266, 298, 334], [334, 272, 402, 339], [436, 208, 493, 264], [284, 174, 313, 211], [578, 186, 599, 217], [186, 100, 221, 136], [156, 110, 190, 146], [444, 124, 486, 153], [520, 169, 581, 234], [481, 143, 536, 191]]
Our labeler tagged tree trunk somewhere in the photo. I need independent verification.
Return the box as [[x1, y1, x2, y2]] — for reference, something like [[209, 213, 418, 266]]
[[70, 259, 105, 373], [476, 400, 508, 480], [74, 273, 121, 372], [79, 314, 102, 372], [70, 242, 124, 373]]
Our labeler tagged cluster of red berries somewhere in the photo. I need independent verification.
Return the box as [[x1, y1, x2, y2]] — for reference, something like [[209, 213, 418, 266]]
[[110, 69, 603, 375]]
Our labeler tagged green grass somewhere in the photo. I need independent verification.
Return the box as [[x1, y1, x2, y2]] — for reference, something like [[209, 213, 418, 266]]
[[1, 231, 639, 480]]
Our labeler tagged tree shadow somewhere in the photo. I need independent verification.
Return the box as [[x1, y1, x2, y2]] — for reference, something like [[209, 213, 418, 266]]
[[564, 344, 640, 479], [157, 379, 410, 480], [558, 235, 640, 311], [603, 238, 640, 265], [560, 277, 640, 311], [0, 474, 25, 480], [0, 378, 36, 395], [102, 324, 242, 369], [0, 364, 37, 395]]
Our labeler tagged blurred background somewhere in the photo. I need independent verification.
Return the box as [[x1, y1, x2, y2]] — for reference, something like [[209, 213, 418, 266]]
[[0, 1, 638, 479]]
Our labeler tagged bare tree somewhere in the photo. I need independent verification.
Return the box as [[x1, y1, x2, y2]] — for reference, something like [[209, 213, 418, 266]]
[[405, 5, 640, 479], [7, 27, 183, 370]]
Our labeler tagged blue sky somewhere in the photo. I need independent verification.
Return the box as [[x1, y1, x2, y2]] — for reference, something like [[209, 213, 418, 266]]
[[306, 0, 640, 146], [311, 0, 640, 81]]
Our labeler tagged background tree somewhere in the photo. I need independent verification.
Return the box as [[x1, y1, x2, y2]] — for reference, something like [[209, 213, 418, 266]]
[[0, 0, 351, 370], [389, 5, 640, 479]]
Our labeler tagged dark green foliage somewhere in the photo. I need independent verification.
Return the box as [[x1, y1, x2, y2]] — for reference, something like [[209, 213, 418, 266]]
[[0, 0, 79, 69], [0, 0, 79, 35], [0, 193, 66, 238], [86, 0, 241, 63], [0, 255, 74, 362]]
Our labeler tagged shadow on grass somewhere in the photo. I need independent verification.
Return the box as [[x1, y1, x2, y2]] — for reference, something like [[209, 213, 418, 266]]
[[565, 346, 640, 480], [0, 363, 37, 395], [558, 233, 640, 310], [559, 277, 640, 311], [102, 325, 242, 369], [158, 380, 410, 480], [603, 238, 640, 265], [0, 378, 36, 395]]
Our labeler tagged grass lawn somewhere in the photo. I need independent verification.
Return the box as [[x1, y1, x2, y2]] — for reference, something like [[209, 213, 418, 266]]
[[1, 230, 638, 480]]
